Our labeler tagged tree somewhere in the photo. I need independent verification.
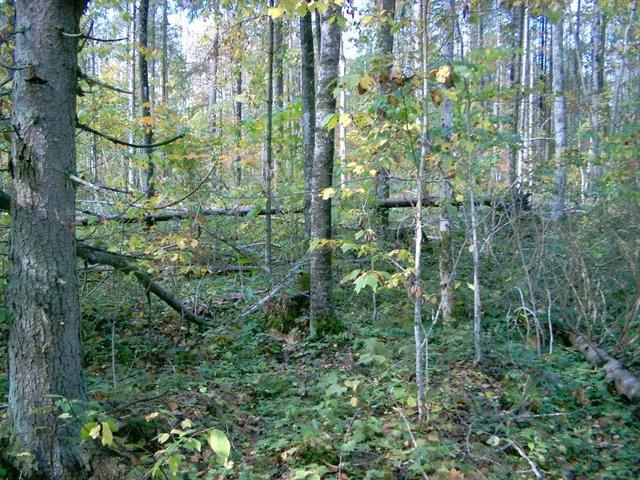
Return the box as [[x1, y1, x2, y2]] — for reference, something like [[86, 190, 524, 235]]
[[309, 3, 341, 333], [9, 1, 89, 478], [139, 0, 154, 197], [552, 10, 567, 220], [300, 6, 315, 235]]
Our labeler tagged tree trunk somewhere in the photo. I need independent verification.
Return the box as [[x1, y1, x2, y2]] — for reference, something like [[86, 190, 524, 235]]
[[161, 0, 168, 104], [264, 4, 275, 273], [374, 0, 395, 239], [234, 59, 243, 186], [309, 3, 341, 333], [273, 11, 284, 178], [552, 13, 567, 220], [300, 8, 315, 236], [9, 1, 89, 478], [439, 0, 455, 323], [139, 0, 154, 197], [127, 0, 137, 187]]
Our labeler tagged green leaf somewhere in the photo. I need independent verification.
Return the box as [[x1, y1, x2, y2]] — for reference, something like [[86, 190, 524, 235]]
[[207, 428, 231, 463]]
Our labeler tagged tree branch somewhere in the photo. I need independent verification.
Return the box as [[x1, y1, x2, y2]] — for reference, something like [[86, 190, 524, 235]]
[[77, 122, 185, 149]]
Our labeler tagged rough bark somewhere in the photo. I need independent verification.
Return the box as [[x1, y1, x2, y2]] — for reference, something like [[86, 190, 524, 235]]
[[300, 8, 315, 236], [552, 14, 566, 220], [309, 3, 341, 333], [9, 1, 89, 478]]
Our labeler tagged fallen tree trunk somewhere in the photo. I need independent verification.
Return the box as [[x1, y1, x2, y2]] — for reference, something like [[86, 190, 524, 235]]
[[569, 333, 640, 402], [77, 246, 211, 327]]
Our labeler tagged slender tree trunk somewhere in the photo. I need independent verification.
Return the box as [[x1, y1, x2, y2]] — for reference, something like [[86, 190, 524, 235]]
[[127, 0, 137, 187], [139, 0, 154, 197], [439, 0, 455, 323], [264, 4, 275, 273], [309, 3, 341, 333], [470, 187, 482, 365], [9, 1, 89, 478], [374, 0, 395, 239], [552, 13, 567, 220], [414, 0, 431, 421], [161, 0, 168, 104], [508, 4, 525, 190], [273, 11, 284, 178], [338, 42, 347, 186], [588, 0, 605, 183], [234, 59, 243, 186], [300, 8, 315, 236]]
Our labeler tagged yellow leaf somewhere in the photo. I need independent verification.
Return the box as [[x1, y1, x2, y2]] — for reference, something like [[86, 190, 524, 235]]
[[339, 113, 352, 126], [350, 396, 358, 407], [89, 424, 101, 440], [320, 187, 336, 200], [267, 6, 284, 18], [435, 64, 453, 84], [455, 194, 464, 202], [145, 412, 159, 422], [357, 74, 374, 94], [101, 421, 113, 446], [181, 419, 193, 429], [467, 282, 475, 291], [140, 115, 155, 126]]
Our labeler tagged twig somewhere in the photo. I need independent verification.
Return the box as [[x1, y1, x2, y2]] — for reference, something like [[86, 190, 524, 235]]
[[394, 406, 429, 480], [509, 440, 543, 479]]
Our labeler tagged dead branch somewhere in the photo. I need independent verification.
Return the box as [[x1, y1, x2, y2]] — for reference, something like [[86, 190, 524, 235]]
[[77, 246, 211, 327], [569, 333, 640, 402]]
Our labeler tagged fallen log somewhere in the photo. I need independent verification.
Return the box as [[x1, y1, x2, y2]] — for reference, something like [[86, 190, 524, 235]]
[[77, 246, 211, 327], [569, 333, 640, 402]]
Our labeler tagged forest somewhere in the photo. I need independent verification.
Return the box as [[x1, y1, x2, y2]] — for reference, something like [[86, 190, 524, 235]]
[[0, 0, 638, 478]]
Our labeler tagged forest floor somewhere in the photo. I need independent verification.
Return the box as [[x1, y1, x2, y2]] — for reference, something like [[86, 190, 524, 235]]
[[1, 274, 639, 479]]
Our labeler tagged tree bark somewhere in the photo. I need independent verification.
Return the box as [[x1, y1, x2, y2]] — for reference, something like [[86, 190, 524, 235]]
[[300, 8, 315, 236], [234, 56, 243, 186], [273, 9, 284, 178], [139, 0, 154, 198], [264, 3, 275, 273], [374, 0, 395, 239], [439, 0, 455, 323], [161, 0, 168, 104], [552, 13, 567, 220], [9, 1, 89, 478], [309, 3, 341, 333]]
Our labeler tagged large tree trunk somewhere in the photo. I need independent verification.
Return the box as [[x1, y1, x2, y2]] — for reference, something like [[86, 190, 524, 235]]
[[552, 13, 567, 220], [300, 8, 315, 236], [309, 3, 341, 333], [9, 1, 89, 478]]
